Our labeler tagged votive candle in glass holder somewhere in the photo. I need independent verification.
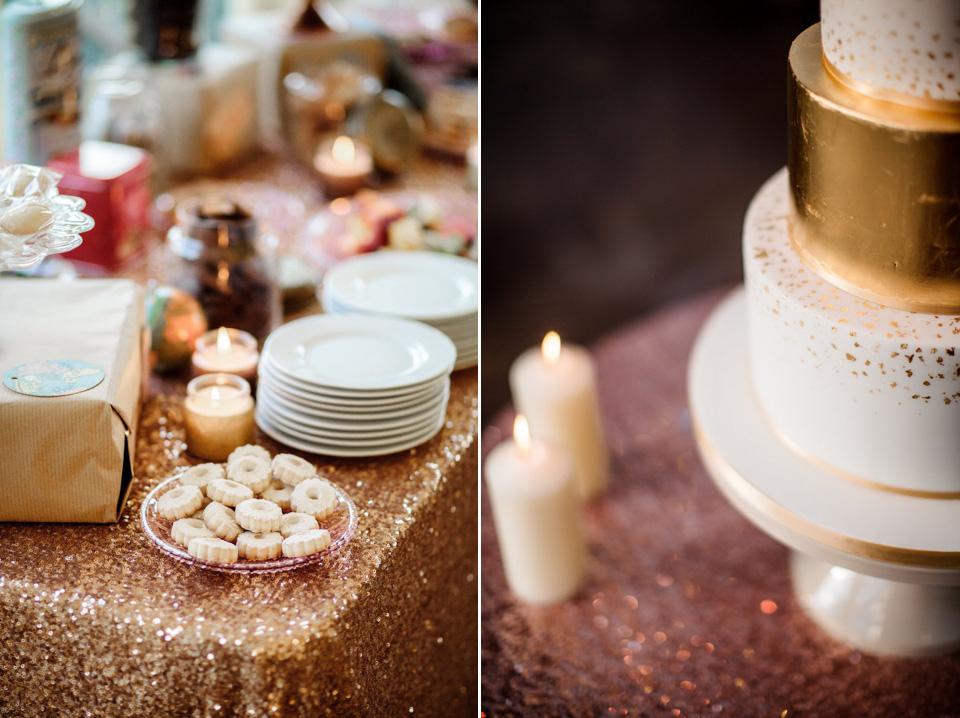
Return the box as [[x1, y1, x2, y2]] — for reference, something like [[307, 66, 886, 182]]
[[192, 326, 259, 380], [313, 136, 373, 198], [184, 373, 255, 461]]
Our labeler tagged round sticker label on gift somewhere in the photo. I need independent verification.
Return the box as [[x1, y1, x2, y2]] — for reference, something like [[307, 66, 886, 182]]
[[3, 360, 105, 397]]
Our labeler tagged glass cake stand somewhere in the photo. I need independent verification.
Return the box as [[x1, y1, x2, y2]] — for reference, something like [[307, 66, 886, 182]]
[[688, 288, 960, 656]]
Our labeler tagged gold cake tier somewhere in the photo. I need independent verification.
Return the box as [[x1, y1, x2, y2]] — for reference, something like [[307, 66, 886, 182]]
[[788, 24, 960, 314]]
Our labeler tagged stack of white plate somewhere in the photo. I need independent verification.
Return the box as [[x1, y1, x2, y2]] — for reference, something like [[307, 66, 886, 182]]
[[321, 251, 478, 370], [256, 314, 456, 457]]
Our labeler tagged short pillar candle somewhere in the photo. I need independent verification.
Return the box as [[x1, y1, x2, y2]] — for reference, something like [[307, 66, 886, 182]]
[[191, 326, 259, 380], [484, 415, 586, 604], [509, 331, 609, 500], [313, 136, 373, 198], [184, 373, 255, 461]]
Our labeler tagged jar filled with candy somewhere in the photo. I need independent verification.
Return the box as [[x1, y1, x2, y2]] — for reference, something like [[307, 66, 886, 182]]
[[164, 197, 280, 345]]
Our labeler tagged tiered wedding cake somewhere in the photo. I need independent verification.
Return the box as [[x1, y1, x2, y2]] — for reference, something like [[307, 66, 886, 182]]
[[743, 0, 960, 495], [689, 0, 960, 656]]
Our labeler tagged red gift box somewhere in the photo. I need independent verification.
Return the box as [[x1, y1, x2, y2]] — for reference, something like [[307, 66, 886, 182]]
[[48, 140, 152, 271]]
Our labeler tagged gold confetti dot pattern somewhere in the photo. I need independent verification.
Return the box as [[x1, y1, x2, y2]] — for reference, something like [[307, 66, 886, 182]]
[[745, 169, 960, 493], [822, 0, 960, 104]]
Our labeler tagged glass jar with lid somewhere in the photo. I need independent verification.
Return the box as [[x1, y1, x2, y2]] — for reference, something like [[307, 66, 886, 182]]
[[165, 196, 280, 345]]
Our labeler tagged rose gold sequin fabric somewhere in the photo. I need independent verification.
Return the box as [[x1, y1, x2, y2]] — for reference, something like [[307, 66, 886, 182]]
[[481, 291, 960, 717], [0, 367, 476, 717]]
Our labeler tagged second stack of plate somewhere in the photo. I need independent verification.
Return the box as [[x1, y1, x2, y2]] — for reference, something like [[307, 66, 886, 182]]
[[321, 251, 478, 370], [256, 313, 457, 457]]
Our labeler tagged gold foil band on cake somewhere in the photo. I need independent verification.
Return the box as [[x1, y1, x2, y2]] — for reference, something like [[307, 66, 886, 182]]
[[821, 54, 960, 114], [788, 25, 960, 314]]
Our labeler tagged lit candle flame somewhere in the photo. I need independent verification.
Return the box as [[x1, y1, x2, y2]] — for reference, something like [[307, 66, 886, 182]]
[[210, 386, 222, 405], [514, 414, 531, 455], [331, 136, 356, 165], [330, 197, 352, 216], [217, 262, 230, 290], [542, 331, 561, 365], [216, 327, 232, 355]]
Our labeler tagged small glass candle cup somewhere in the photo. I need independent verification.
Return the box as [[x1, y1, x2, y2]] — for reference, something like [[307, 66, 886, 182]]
[[313, 136, 373, 198], [191, 327, 259, 380], [184, 373, 255, 461]]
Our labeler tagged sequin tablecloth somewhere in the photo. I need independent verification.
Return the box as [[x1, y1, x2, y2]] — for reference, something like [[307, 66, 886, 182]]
[[481, 290, 960, 718], [0, 149, 478, 716], [0, 367, 476, 718]]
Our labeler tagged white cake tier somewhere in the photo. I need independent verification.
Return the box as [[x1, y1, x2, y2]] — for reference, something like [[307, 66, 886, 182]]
[[745, 169, 960, 495], [821, 0, 960, 108]]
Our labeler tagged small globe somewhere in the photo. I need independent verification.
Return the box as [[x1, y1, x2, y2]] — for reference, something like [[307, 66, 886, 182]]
[[146, 285, 208, 373]]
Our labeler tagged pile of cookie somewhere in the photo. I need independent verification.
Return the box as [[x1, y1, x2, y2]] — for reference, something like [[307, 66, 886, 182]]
[[154, 445, 339, 564]]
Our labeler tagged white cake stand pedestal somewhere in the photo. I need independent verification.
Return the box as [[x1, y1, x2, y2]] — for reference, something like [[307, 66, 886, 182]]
[[688, 288, 960, 657]]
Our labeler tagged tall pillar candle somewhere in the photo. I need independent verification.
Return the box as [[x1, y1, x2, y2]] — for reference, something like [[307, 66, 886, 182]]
[[484, 416, 586, 604], [509, 332, 609, 500]]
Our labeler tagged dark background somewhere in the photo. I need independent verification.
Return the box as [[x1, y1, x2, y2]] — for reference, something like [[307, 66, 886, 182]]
[[481, 0, 819, 421]]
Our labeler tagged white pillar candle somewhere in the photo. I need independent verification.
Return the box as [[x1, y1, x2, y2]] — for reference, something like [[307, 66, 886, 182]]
[[192, 326, 260, 380], [509, 331, 609, 500], [184, 373, 256, 461], [484, 415, 586, 604], [313, 136, 373, 198]]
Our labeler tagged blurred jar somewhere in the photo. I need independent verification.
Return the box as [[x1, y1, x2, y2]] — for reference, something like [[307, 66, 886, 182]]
[[422, 81, 477, 159], [0, 0, 83, 165], [165, 197, 280, 345], [83, 58, 169, 186], [346, 89, 423, 175], [83, 78, 161, 151], [281, 61, 380, 163], [132, 0, 199, 63]]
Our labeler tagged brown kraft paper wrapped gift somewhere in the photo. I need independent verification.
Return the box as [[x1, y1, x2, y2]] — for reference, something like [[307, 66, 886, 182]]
[[0, 279, 142, 522]]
